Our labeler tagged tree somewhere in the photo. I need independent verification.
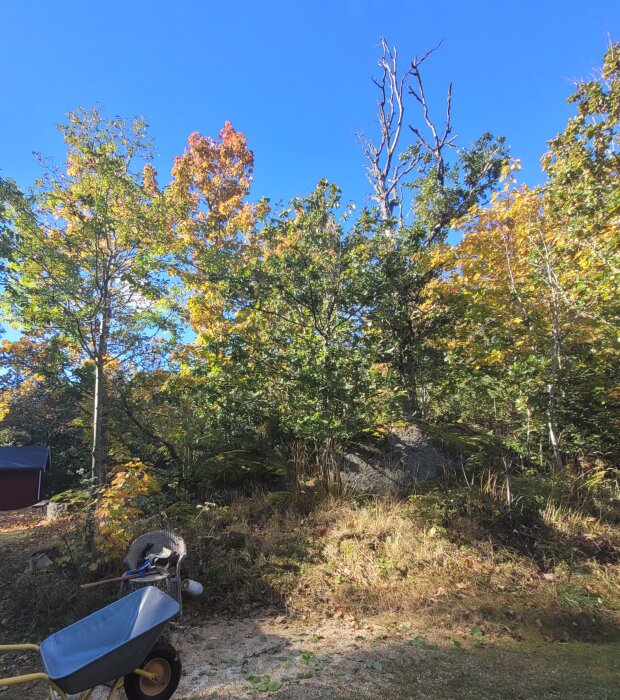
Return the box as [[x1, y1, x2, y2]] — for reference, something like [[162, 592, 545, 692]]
[[231, 181, 383, 491], [540, 42, 620, 462], [0, 108, 175, 487], [0, 337, 90, 493], [419, 44, 619, 469], [443, 181, 566, 467], [165, 122, 277, 482], [167, 121, 255, 336], [440, 40, 620, 467], [0, 177, 26, 288], [358, 38, 508, 418]]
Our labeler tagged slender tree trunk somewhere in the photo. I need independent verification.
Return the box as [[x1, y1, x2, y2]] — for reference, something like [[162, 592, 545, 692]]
[[541, 232, 564, 471], [525, 404, 532, 463], [91, 282, 111, 488], [319, 335, 343, 495], [290, 438, 308, 497], [91, 354, 109, 488], [91, 357, 104, 488], [547, 315, 564, 471], [399, 332, 419, 421], [547, 385, 563, 472]]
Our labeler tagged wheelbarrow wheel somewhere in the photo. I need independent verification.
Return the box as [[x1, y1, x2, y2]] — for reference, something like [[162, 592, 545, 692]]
[[124, 642, 181, 700]]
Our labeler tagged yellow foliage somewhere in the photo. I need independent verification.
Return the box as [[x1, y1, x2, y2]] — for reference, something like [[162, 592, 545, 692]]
[[95, 460, 160, 556]]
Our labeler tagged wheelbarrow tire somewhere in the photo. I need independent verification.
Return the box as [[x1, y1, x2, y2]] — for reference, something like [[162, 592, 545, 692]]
[[124, 642, 182, 700]]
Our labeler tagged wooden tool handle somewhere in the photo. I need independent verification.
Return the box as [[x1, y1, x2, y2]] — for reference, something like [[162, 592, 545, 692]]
[[80, 572, 141, 589]]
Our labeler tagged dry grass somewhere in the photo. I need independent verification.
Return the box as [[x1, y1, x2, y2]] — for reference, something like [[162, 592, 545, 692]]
[[151, 484, 618, 644], [1, 477, 618, 649]]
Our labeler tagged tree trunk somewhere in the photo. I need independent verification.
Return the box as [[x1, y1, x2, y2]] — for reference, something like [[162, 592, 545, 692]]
[[399, 332, 419, 421], [91, 356, 108, 488], [541, 232, 564, 471], [547, 346, 563, 472], [290, 438, 308, 497], [91, 282, 111, 488]]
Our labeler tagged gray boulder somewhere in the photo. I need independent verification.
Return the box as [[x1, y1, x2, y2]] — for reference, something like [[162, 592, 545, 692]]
[[341, 424, 455, 495]]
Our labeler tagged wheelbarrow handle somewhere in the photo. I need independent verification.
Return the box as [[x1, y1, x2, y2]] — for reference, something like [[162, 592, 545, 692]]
[[123, 561, 155, 577]]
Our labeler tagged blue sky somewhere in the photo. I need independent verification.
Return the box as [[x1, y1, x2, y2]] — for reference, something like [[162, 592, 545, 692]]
[[1, 1, 618, 209]]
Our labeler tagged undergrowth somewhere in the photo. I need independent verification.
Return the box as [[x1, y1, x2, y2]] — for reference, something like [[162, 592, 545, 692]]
[[1, 468, 618, 648]]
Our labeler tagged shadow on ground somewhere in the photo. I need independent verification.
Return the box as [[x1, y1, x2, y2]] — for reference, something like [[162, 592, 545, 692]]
[[170, 613, 620, 700]]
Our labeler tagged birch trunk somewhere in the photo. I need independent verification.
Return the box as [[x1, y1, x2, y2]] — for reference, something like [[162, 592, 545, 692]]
[[91, 281, 111, 488]]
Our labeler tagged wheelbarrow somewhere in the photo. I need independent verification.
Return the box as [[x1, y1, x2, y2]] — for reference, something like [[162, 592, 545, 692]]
[[0, 586, 181, 699]]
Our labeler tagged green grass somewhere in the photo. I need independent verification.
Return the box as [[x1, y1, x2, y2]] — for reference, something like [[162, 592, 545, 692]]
[[362, 639, 620, 700], [0, 530, 27, 547]]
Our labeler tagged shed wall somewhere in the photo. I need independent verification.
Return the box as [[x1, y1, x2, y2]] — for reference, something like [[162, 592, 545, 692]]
[[0, 469, 41, 510]]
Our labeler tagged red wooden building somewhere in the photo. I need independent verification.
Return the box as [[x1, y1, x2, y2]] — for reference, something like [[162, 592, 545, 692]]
[[0, 446, 51, 511]]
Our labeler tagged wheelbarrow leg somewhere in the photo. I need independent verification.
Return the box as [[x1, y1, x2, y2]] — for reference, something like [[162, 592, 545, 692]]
[[105, 676, 125, 700], [48, 686, 67, 700]]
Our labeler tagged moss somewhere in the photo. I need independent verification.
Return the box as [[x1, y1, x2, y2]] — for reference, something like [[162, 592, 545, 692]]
[[164, 501, 198, 526], [49, 488, 90, 509], [411, 419, 509, 462], [352, 420, 509, 466]]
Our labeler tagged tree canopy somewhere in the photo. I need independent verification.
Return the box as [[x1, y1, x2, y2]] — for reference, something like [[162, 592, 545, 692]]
[[0, 42, 617, 495]]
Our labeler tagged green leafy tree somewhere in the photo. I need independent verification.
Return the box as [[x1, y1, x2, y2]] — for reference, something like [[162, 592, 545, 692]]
[[0, 177, 26, 289], [0, 108, 175, 486], [437, 43, 620, 466], [234, 181, 383, 490]]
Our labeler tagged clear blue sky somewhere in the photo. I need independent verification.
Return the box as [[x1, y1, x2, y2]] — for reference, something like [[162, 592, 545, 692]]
[[1, 1, 618, 209]]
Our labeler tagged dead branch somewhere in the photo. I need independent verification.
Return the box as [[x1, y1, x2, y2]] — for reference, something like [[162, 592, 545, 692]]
[[360, 38, 455, 230], [407, 43, 455, 187]]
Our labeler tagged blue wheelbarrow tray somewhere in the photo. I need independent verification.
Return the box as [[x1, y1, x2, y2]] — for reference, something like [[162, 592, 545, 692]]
[[39, 586, 180, 694]]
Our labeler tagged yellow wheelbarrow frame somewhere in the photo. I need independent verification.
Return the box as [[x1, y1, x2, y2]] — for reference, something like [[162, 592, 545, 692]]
[[0, 643, 159, 700]]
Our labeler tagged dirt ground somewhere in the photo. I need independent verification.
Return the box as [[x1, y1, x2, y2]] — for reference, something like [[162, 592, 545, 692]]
[[3, 612, 618, 699], [169, 615, 620, 700]]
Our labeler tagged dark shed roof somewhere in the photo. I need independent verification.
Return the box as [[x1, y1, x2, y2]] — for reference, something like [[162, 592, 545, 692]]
[[0, 446, 50, 471]]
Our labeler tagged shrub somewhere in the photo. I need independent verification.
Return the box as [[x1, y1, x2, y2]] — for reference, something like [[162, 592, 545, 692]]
[[95, 460, 160, 556]]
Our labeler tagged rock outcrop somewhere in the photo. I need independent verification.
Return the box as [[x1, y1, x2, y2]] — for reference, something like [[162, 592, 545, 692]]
[[341, 424, 456, 495]]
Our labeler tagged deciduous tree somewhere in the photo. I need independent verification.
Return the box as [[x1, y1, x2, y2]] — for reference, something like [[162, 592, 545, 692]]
[[0, 108, 175, 486], [359, 38, 508, 417]]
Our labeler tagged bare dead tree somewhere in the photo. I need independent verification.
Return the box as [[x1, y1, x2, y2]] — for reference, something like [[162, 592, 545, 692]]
[[358, 38, 455, 233], [358, 38, 420, 228], [407, 46, 455, 189]]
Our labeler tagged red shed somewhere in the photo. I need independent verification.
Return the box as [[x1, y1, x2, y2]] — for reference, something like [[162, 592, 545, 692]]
[[0, 446, 51, 511]]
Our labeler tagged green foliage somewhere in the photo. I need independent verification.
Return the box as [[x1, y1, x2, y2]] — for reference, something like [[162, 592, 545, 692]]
[[434, 45, 620, 468], [0, 107, 178, 486], [239, 181, 384, 444], [190, 449, 285, 490], [0, 43, 617, 501], [0, 342, 91, 493]]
